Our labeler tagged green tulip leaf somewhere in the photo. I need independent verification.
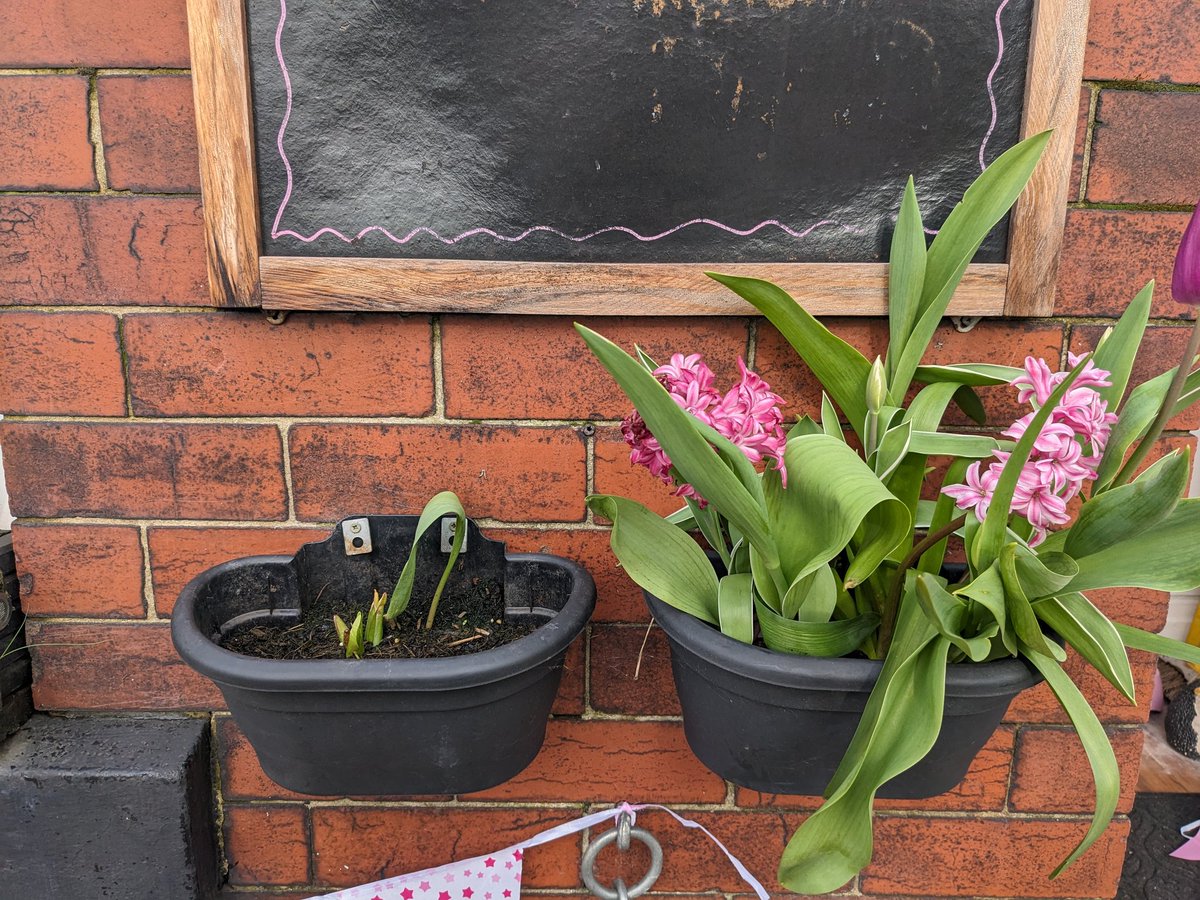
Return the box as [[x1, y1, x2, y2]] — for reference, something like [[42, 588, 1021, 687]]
[[755, 596, 880, 658], [999, 544, 1067, 661], [706, 273, 873, 440], [1023, 647, 1121, 878], [886, 175, 928, 379], [1033, 591, 1135, 703], [821, 392, 845, 441], [772, 434, 911, 589], [873, 421, 912, 481], [1094, 365, 1200, 491], [588, 494, 719, 625], [955, 560, 1015, 656], [914, 573, 993, 661], [913, 362, 1026, 387], [1065, 450, 1189, 559], [1115, 623, 1200, 668], [778, 594, 947, 893], [889, 133, 1051, 398], [783, 563, 839, 623], [386, 490, 467, 626], [1067, 498, 1200, 593], [717, 574, 755, 645]]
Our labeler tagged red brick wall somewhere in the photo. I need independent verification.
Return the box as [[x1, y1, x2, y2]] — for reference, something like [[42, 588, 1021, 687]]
[[1, 1, 1196, 896]]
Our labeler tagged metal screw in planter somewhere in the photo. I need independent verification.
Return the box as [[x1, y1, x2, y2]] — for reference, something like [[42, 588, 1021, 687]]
[[580, 811, 663, 899]]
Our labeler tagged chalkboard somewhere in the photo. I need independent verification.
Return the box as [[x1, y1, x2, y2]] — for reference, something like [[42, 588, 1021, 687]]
[[187, 0, 1089, 314], [249, 0, 1031, 264]]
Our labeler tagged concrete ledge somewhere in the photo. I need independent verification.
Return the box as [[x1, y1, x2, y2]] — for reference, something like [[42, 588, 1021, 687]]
[[0, 714, 219, 899]]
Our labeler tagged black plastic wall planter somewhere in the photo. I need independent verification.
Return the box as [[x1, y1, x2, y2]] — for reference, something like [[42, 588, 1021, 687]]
[[173, 516, 594, 796], [646, 591, 1041, 798]]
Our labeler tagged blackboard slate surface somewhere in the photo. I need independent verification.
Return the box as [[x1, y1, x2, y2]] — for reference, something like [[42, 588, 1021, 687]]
[[249, 0, 1032, 264]]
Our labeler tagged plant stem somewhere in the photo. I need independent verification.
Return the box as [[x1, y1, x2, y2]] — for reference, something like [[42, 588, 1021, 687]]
[[1113, 312, 1200, 487], [878, 513, 968, 655]]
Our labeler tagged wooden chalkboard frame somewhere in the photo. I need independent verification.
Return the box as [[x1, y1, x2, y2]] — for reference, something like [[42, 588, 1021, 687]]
[[187, 0, 1089, 316]]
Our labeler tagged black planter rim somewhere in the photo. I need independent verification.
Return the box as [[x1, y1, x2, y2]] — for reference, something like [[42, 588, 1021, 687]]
[[646, 591, 1040, 698], [172, 551, 594, 693]]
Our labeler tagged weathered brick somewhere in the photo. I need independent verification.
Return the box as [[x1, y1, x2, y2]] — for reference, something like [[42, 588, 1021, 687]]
[[0, 76, 95, 191], [148, 525, 324, 616], [289, 424, 585, 523], [441, 315, 747, 419], [1010, 726, 1143, 814], [125, 312, 434, 417], [224, 805, 310, 887], [486, 527, 646, 623], [311, 807, 579, 888], [1085, 0, 1200, 84], [864, 815, 1130, 897], [0, 311, 125, 416], [0, 197, 207, 306], [1072, 324, 1200, 431], [1055, 209, 1194, 318], [590, 624, 681, 716], [1006, 648, 1157, 725], [0, 0, 190, 67], [589, 808, 808, 896], [737, 726, 1016, 814], [465, 720, 724, 803], [97, 75, 199, 192], [1088, 91, 1200, 206], [0, 422, 287, 520], [27, 622, 224, 710], [12, 523, 144, 617], [1089, 586, 1170, 636]]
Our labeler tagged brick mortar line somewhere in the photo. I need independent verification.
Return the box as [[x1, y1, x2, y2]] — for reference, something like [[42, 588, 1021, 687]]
[[0, 305, 224, 314], [137, 524, 159, 620], [9, 515, 616, 531], [0, 413, 612, 428], [114, 314, 135, 417], [1084, 78, 1200, 93], [279, 422, 299, 522], [0, 67, 191, 76], [0, 306, 1190, 327], [220, 795, 1131, 824], [432, 315, 447, 419], [1077, 84, 1101, 202], [1067, 199, 1197, 213], [208, 713, 232, 882], [86, 72, 109, 192], [0, 188, 200, 197]]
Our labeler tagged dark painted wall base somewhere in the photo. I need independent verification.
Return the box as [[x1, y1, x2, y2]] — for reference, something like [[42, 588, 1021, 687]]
[[0, 714, 220, 899]]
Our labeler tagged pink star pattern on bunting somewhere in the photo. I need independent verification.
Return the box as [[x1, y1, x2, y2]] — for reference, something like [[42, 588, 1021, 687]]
[[302, 846, 526, 900]]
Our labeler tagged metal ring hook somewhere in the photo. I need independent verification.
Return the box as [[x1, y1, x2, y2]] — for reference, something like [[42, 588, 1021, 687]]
[[580, 814, 663, 900]]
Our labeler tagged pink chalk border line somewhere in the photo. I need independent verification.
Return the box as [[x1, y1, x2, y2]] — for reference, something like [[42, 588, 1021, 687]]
[[270, 0, 1012, 246]]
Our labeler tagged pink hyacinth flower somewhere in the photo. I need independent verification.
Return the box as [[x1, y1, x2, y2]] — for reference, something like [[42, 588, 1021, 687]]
[[942, 356, 1115, 545], [621, 353, 788, 503]]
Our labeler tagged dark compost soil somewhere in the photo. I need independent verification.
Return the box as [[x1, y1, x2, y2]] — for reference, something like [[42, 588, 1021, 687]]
[[219, 573, 539, 661]]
